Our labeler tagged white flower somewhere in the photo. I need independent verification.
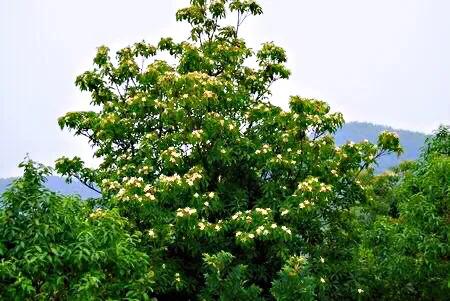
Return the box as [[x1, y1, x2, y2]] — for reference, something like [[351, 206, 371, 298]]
[[147, 229, 156, 238], [320, 277, 325, 283], [357, 288, 364, 294], [208, 192, 215, 198], [248, 233, 255, 239], [281, 209, 289, 216], [256, 226, 264, 235], [299, 203, 305, 209], [255, 208, 269, 215], [231, 212, 241, 220], [203, 90, 214, 98], [198, 222, 205, 230], [320, 257, 325, 263], [235, 231, 242, 237], [270, 223, 277, 229], [193, 193, 200, 198], [145, 193, 156, 201], [281, 226, 292, 235], [204, 201, 210, 207]]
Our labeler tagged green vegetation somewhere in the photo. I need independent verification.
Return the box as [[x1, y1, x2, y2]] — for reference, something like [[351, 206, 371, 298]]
[[0, 1, 448, 300]]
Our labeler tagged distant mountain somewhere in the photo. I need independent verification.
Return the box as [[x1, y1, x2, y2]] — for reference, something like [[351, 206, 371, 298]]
[[0, 122, 428, 197], [335, 121, 428, 172], [0, 176, 99, 199]]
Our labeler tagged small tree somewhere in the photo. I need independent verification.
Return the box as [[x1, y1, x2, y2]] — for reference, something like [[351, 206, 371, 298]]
[[56, 1, 401, 299], [0, 161, 154, 300], [356, 126, 449, 300]]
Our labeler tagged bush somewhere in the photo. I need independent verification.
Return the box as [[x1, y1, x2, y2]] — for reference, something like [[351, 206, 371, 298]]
[[0, 161, 154, 300]]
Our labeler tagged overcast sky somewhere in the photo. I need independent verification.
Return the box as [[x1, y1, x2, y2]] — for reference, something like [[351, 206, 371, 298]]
[[1, 0, 449, 177]]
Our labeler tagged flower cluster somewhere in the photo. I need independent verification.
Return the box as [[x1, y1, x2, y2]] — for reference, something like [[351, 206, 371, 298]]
[[255, 144, 272, 155], [89, 208, 107, 219], [162, 147, 182, 164], [176, 207, 197, 218]]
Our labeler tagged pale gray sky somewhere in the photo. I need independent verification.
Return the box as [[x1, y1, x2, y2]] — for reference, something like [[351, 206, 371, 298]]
[[1, 0, 449, 177]]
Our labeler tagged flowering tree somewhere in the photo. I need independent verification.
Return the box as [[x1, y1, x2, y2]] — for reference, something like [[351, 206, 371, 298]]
[[56, 0, 402, 299]]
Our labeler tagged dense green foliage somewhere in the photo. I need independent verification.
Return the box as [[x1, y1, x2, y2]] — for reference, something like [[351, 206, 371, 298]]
[[355, 126, 449, 300], [1, 1, 447, 300], [0, 161, 154, 300]]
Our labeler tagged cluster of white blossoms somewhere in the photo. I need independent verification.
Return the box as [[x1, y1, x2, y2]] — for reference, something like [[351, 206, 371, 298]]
[[123, 176, 144, 188], [280, 209, 289, 216], [125, 95, 141, 106], [255, 225, 270, 236], [281, 133, 289, 143], [159, 173, 182, 184], [197, 218, 223, 231], [254, 102, 271, 112], [143, 184, 156, 201], [191, 129, 203, 140], [255, 144, 272, 155], [280, 225, 292, 235], [305, 114, 323, 125], [235, 231, 256, 240], [271, 153, 297, 165], [319, 183, 333, 193], [236, 223, 292, 241], [89, 208, 107, 219], [138, 165, 152, 175], [153, 99, 167, 109], [101, 113, 118, 125], [147, 229, 157, 239], [231, 211, 243, 220], [118, 153, 133, 161], [255, 208, 272, 216], [203, 90, 215, 98], [297, 177, 332, 194], [176, 207, 197, 217], [297, 179, 315, 192], [184, 170, 203, 187], [163, 147, 182, 163], [299, 199, 314, 209], [144, 132, 157, 141], [231, 211, 256, 225], [174, 272, 181, 283], [101, 179, 120, 191]]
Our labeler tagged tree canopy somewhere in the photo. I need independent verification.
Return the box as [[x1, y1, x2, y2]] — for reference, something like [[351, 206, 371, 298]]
[[53, 0, 403, 299]]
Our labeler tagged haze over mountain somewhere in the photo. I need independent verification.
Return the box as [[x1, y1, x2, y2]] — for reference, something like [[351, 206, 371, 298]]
[[0, 122, 428, 198], [335, 122, 427, 172]]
